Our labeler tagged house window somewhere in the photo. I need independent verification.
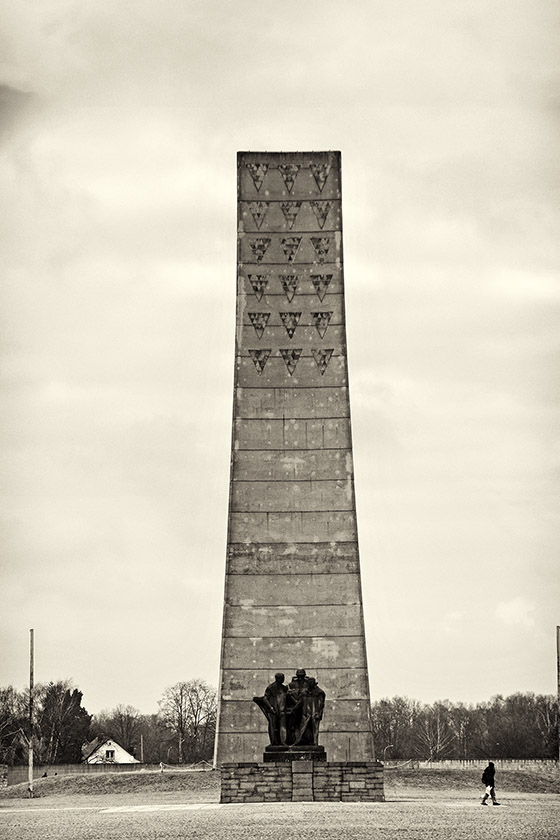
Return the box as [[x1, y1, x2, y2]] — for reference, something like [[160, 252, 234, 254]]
[[105, 750, 115, 760]]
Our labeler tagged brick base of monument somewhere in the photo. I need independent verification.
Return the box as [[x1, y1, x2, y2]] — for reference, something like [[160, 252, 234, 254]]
[[264, 745, 326, 762], [220, 760, 384, 803]]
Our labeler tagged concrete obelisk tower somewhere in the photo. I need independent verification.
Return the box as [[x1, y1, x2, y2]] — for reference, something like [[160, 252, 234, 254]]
[[215, 151, 374, 766]]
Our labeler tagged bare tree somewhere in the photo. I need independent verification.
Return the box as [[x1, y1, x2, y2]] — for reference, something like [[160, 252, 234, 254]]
[[158, 679, 216, 763], [535, 694, 557, 757], [137, 713, 173, 763], [92, 705, 142, 755], [372, 693, 558, 760], [371, 696, 421, 758], [414, 702, 455, 761]]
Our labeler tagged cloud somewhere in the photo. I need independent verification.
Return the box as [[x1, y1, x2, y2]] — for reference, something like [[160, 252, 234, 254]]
[[495, 597, 536, 628], [442, 611, 465, 635], [0, 0, 558, 711]]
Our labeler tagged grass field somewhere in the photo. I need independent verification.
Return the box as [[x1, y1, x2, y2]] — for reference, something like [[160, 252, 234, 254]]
[[1, 766, 559, 840], [1, 763, 558, 799], [0, 767, 222, 799], [385, 764, 560, 795]]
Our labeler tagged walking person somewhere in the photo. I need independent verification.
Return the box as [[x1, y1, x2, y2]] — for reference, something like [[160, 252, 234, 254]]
[[481, 761, 501, 805]]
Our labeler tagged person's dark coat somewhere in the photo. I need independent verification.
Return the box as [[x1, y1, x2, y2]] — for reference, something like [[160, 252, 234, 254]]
[[482, 763, 495, 786]]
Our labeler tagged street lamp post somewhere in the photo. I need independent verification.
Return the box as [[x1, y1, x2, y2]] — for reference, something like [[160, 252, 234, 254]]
[[383, 744, 394, 762]]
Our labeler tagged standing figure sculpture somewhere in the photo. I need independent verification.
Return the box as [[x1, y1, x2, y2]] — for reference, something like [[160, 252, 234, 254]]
[[286, 668, 310, 744], [292, 677, 325, 746], [254, 668, 325, 748], [252, 672, 288, 746]]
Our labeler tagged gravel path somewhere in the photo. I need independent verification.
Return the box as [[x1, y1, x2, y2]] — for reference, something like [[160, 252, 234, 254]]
[[1, 788, 559, 840]]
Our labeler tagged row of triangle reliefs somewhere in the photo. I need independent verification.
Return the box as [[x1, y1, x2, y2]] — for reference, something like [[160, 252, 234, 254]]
[[247, 236, 332, 263], [246, 162, 331, 194], [248, 311, 333, 339], [248, 274, 332, 302], [248, 348, 334, 376], [247, 200, 333, 230]]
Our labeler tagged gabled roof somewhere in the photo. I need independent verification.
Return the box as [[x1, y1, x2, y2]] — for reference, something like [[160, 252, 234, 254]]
[[81, 737, 138, 763], [81, 736, 102, 761]]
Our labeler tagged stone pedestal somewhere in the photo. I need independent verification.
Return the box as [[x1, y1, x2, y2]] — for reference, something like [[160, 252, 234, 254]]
[[264, 745, 326, 762], [220, 760, 384, 803]]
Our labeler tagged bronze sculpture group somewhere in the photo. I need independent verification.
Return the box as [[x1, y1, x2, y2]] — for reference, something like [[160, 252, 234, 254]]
[[253, 669, 326, 747]]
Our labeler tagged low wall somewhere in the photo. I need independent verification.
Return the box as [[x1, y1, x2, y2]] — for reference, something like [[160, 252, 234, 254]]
[[384, 759, 558, 771], [221, 760, 384, 803]]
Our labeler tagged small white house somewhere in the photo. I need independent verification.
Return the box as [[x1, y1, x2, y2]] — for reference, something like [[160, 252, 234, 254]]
[[83, 737, 139, 764]]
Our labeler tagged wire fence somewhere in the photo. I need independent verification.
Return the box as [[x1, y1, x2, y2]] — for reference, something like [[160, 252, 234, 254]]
[[158, 761, 214, 772], [7, 760, 215, 786]]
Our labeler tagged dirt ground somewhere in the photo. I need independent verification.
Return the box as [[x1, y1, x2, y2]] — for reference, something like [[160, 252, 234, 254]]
[[1, 790, 559, 840], [1, 769, 559, 840]]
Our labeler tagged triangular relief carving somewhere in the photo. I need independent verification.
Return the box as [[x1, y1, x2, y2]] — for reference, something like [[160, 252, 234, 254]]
[[248, 312, 270, 339], [280, 311, 301, 339], [248, 275, 268, 301], [310, 236, 331, 263], [248, 349, 271, 374], [311, 274, 332, 301], [310, 200, 332, 230], [310, 162, 331, 192], [278, 164, 300, 193], [311, 348, 334, 375], [281, 237, 302, 263], [246, 163, 268, 192], [281, 276, 298, 302], [311, 311, 333, 338], [248, 201, 269, 230], [248, 237, 271, 263], [279, 348, 302, 376], [280, 201, 302, 230]]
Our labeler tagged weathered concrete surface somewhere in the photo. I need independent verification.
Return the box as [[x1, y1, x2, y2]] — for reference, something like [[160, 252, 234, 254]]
[[219, 668, 369, 701], [221, 636, 370, 670], [225, 573, 363, 605], [215, 152, 374, 765]]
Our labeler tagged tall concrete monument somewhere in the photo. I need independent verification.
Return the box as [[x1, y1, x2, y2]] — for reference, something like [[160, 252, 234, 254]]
[[215, 151, 375, 773]]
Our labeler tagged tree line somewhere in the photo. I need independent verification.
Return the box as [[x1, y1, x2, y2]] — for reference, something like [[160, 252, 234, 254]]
[[371, 693, 558, 760], [2, 683, 556, 765], [0, 678, 217, 766]]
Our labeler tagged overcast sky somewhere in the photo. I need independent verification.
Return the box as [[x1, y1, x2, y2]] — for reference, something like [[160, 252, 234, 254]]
[[1, 0, 559, 717]]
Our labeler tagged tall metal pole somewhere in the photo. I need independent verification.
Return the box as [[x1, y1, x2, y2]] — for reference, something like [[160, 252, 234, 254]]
[[28, 629, 34, 797], [557, 626, 560, 765]]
